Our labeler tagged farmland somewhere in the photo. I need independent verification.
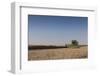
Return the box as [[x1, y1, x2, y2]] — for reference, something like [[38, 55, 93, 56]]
[[28, 46, 88, 60]]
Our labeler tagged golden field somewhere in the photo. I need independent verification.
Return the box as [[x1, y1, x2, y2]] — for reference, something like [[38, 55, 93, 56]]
[[28, 46, 88, 60]]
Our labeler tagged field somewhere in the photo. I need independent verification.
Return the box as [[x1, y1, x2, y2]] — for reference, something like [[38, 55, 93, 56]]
[[28, 46, 88, 60]]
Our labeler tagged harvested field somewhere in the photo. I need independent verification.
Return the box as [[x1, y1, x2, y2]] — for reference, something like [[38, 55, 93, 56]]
[[28, 46, 88, 60]]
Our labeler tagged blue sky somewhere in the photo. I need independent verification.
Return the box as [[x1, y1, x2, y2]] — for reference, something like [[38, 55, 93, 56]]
[[28, 15, 88, 45]]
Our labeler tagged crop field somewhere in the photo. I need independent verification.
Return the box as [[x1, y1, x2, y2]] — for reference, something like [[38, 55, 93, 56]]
[[28, 46, 88, 60]]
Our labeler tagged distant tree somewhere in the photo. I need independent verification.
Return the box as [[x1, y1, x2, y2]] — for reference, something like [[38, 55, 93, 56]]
[[71, 40, 79, 46], [65, 43, 68, 48]]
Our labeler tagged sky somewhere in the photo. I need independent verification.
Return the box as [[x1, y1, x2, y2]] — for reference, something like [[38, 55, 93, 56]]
[[28, 15, 88, 46]]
